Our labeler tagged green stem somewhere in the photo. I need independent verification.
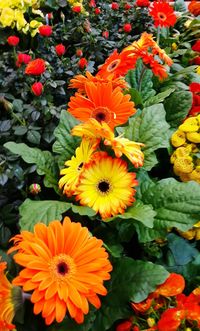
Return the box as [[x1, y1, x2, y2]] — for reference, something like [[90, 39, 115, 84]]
[[10, 109, 26, 126], [156, 26, 160, 46], [138, 65, 147, 92]]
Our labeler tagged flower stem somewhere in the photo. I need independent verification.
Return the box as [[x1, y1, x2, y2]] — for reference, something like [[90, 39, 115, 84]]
[[156, 26, 160, 46]]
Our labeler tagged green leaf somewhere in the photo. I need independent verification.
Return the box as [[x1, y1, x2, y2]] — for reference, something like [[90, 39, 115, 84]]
[[164, 90, 192, 127], [19, 199, 71, 231], [4, 142, 59, 192], [27, 130, 41, 145], [93, 258, 169, 330], [141, 178, 200, 236], [126, 60, 155, 103], [124, 104, 170, 170], [125, 88, 142, 107], [19, 199, 96, 231], [109, 200, 156, 228], [144, 88, 175, 107], [52, 110, 80, 167]]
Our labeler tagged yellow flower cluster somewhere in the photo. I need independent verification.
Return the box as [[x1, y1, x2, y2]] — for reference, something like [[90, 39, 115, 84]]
[[0, 0, 43, 35], [170, 115, 200, 183], [177, 221, 200, 240]]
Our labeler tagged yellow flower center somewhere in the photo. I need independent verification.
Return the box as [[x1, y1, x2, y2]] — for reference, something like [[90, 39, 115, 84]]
[[97, 179, 112, 195], [158, 12, 167, 21], [107, 59, 121, 72], [49, 254, 76, 282], [92, 106, 114, 123]]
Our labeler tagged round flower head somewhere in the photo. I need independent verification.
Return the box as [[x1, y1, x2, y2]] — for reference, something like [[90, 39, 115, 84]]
[[7, 36, 19, 46], [68, 82, 136, 130], [171, 130, 186, 147], [59, 138, 99, 197], [9, 218, 112, 325], [39, 25, 52, 37], [25, 59, 46, 76], [179, 117, 199, 132], [31, 82, 43, 96], [0, 260, 22, 329], [55, 44, 66, 57], [76, 154, 138, 219], [149, 1, 177, 28]]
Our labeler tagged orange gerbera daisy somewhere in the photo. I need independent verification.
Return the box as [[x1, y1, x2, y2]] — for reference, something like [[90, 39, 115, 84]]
[[149, 1, 177, 28], [68, 82, 136, 129], [68, 71, 127, 93], [76, 154, 138, 219], [0, 260, 22, 330], [9, 218, 112, 325], [72, 119, 144, 168], [97, 49, 135, 79]]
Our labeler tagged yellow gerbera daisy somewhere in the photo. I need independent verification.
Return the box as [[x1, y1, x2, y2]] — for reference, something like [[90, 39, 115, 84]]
[[76, 154, 138, 219], [59, 138, 99, 196], [72, 119, 144, 168]]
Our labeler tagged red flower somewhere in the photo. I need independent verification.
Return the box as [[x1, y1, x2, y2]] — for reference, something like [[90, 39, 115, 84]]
[[79, 58, 88, 69], [16, 53, 31, 67], [188, 82, 200, 116], [31, 82, 43, 96], [72, 5, 81, 12], [155, 273, 185, 297], [192, 40, 200, 52], [7, 36, 19, 46], [149, 1, 177, 28], [116, 320, 132, 331], [47, 12, 53, 19], [136, 0, 150, 7], [25, 59, 46, 76], [188, 1, 200, 16], [111, 2, 119, 10], [55, 44, 66, 56], [193, 56, 200, 65], [94, 7, 101, 14], [124, 3, 132, 10], [39, 25, 52, 37], [102, 30, 109, 38], [89, 0, 96, 7], [123, 23, 132, 33], [76, 49, 83, 57], [189, 82, 200, 94], [157, 308, 184, 331]]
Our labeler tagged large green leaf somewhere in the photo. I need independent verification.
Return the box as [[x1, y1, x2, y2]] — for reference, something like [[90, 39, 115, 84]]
[[52, 110, 80, 167], [144, 88, 175, 107], [164, 90, 192, 127], [141, 178, 200, 235], [93, 258, 169, 331], [4, 142, 59, 192], [126, 60, 156, 103], [19, 199, 96, 231], [109, 200, 156, 228], [124, 104, 170, 170]]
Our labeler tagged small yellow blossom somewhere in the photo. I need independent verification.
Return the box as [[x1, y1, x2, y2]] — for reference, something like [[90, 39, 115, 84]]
[[197, 66, 200, 75], [172, 43, 178, 51], [189, 166, 200, 183], [173, 156, 194, 174], [179, 117, 199, 132], [171, 130, 186, 147], [187, 132, 200, 143], [0, 7, 14, 26]]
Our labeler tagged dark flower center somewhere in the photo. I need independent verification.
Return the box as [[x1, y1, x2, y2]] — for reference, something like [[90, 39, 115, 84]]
[[57, 262, 69, 275], [92, 106, 111, 124], [158, 12, 166, 21], [98, 180, 110, 193], [78, 162, 84, 171], [107, 59, 121, 72]]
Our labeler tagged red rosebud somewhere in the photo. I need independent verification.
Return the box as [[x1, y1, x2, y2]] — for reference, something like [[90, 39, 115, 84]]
[[31, 82, 43, 96], [72, 5, 81, 12], [55, 44, 66, 57], [192, 40, 200, 52], [135, 0, 150, 7], [25, 58, 46, 76], [193, 56, 200, 65], [16, 53, 31, 67], [89, 0, 96, 7], [47, 12, 53, 19], [7, 35, 19, 46], [78, 57, 88, 69], [39, 25, 52, 37], [29, 183, 41, 194], [111, 2, 119, 10], [116, 320, 132, 331], [124, 3, 132, 10], [123, 23, 132, 33], [102, 30, 109, 38], [76, 49, 83, 57], [94, 7, 101, 14]]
